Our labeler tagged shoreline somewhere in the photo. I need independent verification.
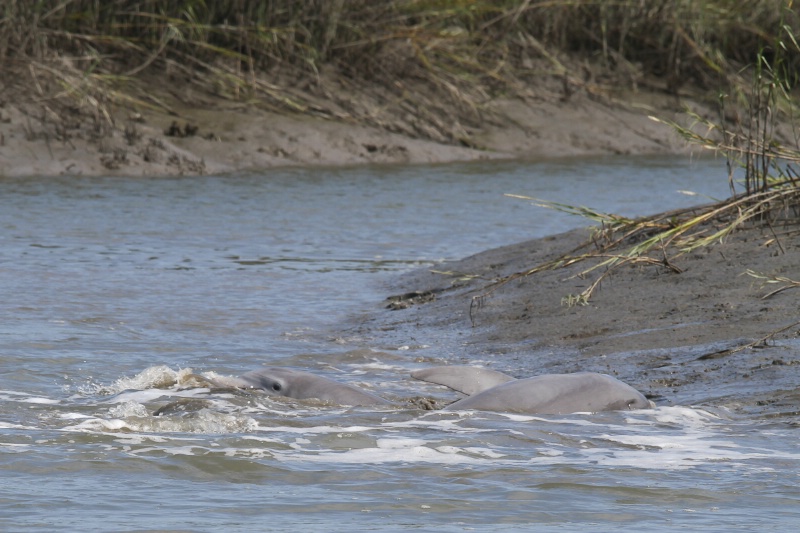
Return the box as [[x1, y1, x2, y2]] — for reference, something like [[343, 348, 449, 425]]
[[354, 222, 800, 418], [0, 81, 704, 178]]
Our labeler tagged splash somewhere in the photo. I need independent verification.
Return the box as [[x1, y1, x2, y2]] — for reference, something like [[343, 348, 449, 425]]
[[84, 365, 215, 396]]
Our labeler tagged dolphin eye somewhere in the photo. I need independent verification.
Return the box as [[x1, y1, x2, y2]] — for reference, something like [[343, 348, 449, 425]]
[[271, 383, 282, 392]]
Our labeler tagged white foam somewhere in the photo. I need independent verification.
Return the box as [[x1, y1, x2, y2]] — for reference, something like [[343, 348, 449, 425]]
[[22, 396, 60, 404], [0, 390, 59, 404], [58, 412, 94, 420], [348, 362, 405, 372], [0, 442, 30, 452], [276, 437, 498, 465], [0, 422, 39, 430], [108, 401, 150, 418], [92, 365, 197, 396], [162, 446, 202, 456], [61, 405, 259, 435], [220, 447, 275, 459], [633, 405, 724, 426], [576, 439, 775, 470], [70, 418, 129, 432], [382, 415, 493, 434], [103, 387, 210, 405], [252, 423, 375, 435], [377, 437, 426, 449], [238, 435, 286, 446]]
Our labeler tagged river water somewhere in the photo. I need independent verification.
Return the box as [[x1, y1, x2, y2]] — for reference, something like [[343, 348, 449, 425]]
[[1, 157, 798, 532]]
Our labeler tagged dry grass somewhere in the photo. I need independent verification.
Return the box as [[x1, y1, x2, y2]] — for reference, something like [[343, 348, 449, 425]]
[[495, 180, 800, 307], [458, 4, 800, 309], [1, 1, 798, 143]]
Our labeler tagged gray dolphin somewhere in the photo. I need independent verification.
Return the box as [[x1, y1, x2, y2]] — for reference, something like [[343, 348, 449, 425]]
[[219, 367, 391, 406], [411, 365, 515, 396], [411, 365, 652, 414]]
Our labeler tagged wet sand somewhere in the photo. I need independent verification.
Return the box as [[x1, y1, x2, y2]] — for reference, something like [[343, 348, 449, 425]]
[[363, 222, 800, 418]]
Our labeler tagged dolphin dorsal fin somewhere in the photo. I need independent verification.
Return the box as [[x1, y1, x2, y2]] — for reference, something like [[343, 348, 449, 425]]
[[411, 365, 516, 396]]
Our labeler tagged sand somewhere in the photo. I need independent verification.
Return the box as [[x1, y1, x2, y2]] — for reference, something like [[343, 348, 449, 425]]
[[0, 76, 701, 177]]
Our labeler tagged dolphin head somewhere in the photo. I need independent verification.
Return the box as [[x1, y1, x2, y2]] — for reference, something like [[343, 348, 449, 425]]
[[235, 367, 295, 397], [231, 367, 391, 406]]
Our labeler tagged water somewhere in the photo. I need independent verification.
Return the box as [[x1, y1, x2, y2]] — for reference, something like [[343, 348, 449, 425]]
[[1, 156, 797, 531]]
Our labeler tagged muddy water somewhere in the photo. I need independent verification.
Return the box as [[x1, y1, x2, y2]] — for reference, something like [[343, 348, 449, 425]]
[[1, 157, 797, 532]]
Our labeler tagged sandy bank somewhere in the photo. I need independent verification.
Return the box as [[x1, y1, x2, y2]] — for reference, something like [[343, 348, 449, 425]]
[[0, 79, 701, 178]]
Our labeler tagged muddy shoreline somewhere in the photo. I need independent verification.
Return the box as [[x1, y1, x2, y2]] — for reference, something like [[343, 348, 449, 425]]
[[349, 223, 800, 420], [0, 79, 701, 177]]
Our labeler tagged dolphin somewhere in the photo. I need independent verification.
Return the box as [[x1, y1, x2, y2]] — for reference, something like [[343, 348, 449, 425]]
[[216, 367, 392, 407], [411, 365, 652, 414], [411, 365, 515, 396]]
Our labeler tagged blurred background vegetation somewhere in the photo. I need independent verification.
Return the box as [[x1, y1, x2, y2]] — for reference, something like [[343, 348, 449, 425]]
[[1, 0, 798, 190], [2, 1, 796, 104]]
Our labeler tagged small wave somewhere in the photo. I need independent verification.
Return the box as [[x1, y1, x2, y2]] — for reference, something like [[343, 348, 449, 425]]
[[80, 365, 199, 396], [66, 406, 260, 435], [273, 437, 505, 465], [0, 389, 60, 405]]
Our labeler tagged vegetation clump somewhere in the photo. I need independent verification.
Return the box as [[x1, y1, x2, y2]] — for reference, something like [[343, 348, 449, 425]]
[[489, 15, 800, 311]]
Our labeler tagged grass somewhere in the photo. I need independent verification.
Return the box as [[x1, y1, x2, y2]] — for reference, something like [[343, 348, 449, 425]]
[[1, 1, 798, 142], [479, 15, 800, 308]]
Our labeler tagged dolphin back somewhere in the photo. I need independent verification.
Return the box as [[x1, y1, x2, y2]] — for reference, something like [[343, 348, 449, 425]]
[[411, 365, 516, 396], [444, 372, 651, 414]]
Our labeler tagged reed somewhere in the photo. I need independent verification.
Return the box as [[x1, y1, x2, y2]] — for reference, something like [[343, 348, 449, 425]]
[[2, 1, 797, 111], [465, 5, 800, 307], [491, 21, 800, 307]]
